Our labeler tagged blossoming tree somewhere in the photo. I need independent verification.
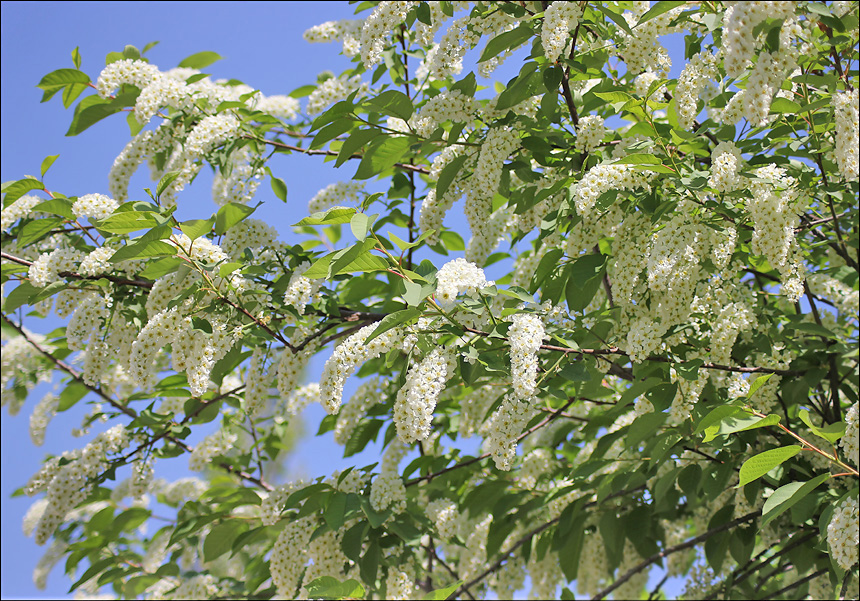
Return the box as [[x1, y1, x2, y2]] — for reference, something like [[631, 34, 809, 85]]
[[2, 1, 858, 599]]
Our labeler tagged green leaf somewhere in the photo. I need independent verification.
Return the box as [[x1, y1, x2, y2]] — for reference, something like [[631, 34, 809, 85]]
[[747, 373, 774, 399], [611, 153, 675, 173], [2, 282, 38, 312], [703, 414, 781, 443], [37, 68, 90, 102], [17, 217, 63, 247], [336, 128, 383, 167], [110, 224, 175, 263], [799, 409, 845, 444], [71, 47, 82, 69], [179, 217, 215, 241], [95, 211, 159, 234], [738, 446, 801, 487], [40, 155, 60, 178], [359, 542, 380, 586], [479, 23, 532, 63], [294, 207, 357, 226], [214, 202, 257, 235], [637, 1, 685, 24], [596, 4, 633, 35], [769, 97, 801, 114], [324, 493, 348, 531], [565, 253, 606, 311], [349, 213, 377, 241], [289, 84, 317, 98], [354, 135, 411, 180], [303, 240, 388, 279], [138, 257, 183, 280], [436, 154, 468, 201], [496, 62, 540, 111], [66, 93, 135, 136], [364, 90, 414, 121], [761, 474, 829, 527], [364, 307, 422, 345], [304, 576, 365, 600], [58, 382, 89, 412], [423, 581, 463, 600], [270, 175, 288, 203], [403, 280, 435, 307], [203, 520, 246, 562], [695, 405, 744, 435], [3, 177, 44, 205], [178, 51, 223, 69], [156, 171, 182, 199]]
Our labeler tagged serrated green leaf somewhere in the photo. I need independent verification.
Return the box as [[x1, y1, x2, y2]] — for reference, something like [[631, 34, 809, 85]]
[[738, 446, 801, 487], [3, 177, 44, 205], [363, 90, 414, 121], [337, 128, 383, 167], [304, 576, 365, 600], [95, 211, 159, 234], [364, 307, 421, 345], [799, 409, 845, 444], [423, 581, 463, 600], [109, 224, 174, 263], [436, 154, 468, 201], [66, 93, 135, 136], [354, 135, 411, 180], [270, 175, 288, 203], [17, 217, 63, 247], [761, 474, 829, 527], [770, 97, 801, 114], [479, 23, 532, 64], [747, 373, 774, 399], [137, 256, 183, 280], [637, 1, 685, 25], [214, 202, 257, 235], [3, 282, 38, 312], [303, 240, 388, 279], [179, 217, 215, 241], [40, 155, 60, 178], [203, 520, 246, 562], [58, 382, 88, 412], [178, 51, 223, 69], [156, 171, 182, 199], [349, 213, 377, 241], [294, 207, 357, 226], [695, 405, 745, 435], [596, 4, 633, 35]]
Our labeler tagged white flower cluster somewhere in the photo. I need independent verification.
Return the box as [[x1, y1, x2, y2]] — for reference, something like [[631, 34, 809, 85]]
[[808, 273, 859, 320], [483, 393, 537, 470], [709, 141, 743, 192], [419, 145, 469, 244], [306, 74, 367, 115], [308, 180, 364, 214], [541, 1, 584, 64], [747, 165, 805, 302], [66, 292, 109, 351], [212, 147, 265, 207], [334, 376, 389, 444], [434, 257, 493, 309], [827, 496, 859, 571], [370, 438, 408, 513], [394, 347, 456, 444], [159, 477, 207, 506], [425, 15, 478, 80], [96, 59, 160, 98], [188, 429, 238, 472], [1, 194, 42, 231], [841, 402, 858, 467], [617, 3, 683, 76], [385, 565, 417, 600], [185, 114, 241, 159], [411, 90, 479, 138], [459, 513, 493, 582], [255, 94, 301, 120], [721, 1, 795, 78], [26, 424, 128, 544], [270, 516, 315, 598], [360, 1, 416, 67], [833, 89, 859, 181], [222, 218, 279, 259], [33, 540, 67, 591], [78, 247, 115, 277], [282, 383, 320, 417], [29, 248, 85, 288], [283, 262, 322, 314], [573, 163, 654, 216], [173, 316, 239, 398], [29, 393, 58, 446], [634, 71, 665, 99], [108, 127, 156, 201], [276, 331, 317, 400], [134, 75, 192, 125], [319, 323, 404, 414], [242, 348, 271, 417], [425, 497, 461, 540], [129, 306, 187, 389], [304, 19, 364, 57], [509, 314, 546, 400], [675, 51, 718, 130], [574, 115, 606, 153]]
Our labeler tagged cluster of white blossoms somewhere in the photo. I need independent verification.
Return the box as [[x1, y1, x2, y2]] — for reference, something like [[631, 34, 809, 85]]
[[508, 313, 546, 400], [108, 126, 160, 201], [573, 163, 654, 216], [425, 14, 478, 81], [370, 437, 408, 513], [134, 75, 192, 125], [634, 70, 665, 99], [308, 180, 364, 214], [269, 516, 315, 598], [95, 59, 160, 98], [574, 115, 606, 153], [222, 218, 279, 260], [212, 147, 265, 207], [282, 262, 322, 314], [128, 306, 187, 389], [541, 1, 584, 64], [1, 194, 42, 231], [319, 323, 405, 414], [425, 497, 461, 540], [28, 247, 86, 288], [746, 165, 805, 302], [304, 19, 364, 57], [808, 273, 860, 320], [675, 50, 718, 130], [434, 257, 493, 309], [174, 316, 239, 398], [254, 94, 301, 121], [359, 1, 416, 67], [29, 393, 58, 446], [78, 246, 115, 277], [334, 376, 390, 444], [188, 428, 238, 472], [721, 1, 795, 78], [459, 513, 494, 582], [841, 402, 858, 467], [483, 393, 537, 470], [419, 144, 470, 244], [276, 329, 317, 401], [185, 114, 241, 159], [411, 89, 479, 138], [617, 3, 683, 76], [306, 73, 367, 115], [385, 565, 417, 601], [464, 127, 519, 243], [242, 347, 271, 417], [282, 382, 320, 417], [827, 496, 859, 571], [394, 347, 456, 444], [66, 293, 108, 351], [833, 89, 859, 181], [709, 141, 743, 192], [26, 424, 128, 545]]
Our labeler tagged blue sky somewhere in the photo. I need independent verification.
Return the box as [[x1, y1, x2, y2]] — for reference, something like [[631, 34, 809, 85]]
[[1, 3, 694, 598]]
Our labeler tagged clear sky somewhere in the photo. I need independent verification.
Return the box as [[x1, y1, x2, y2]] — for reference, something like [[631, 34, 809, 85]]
[[1, 3, 692, 598]]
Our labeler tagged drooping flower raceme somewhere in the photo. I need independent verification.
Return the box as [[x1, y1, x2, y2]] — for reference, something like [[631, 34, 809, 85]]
[[827, 496, 859, 571], [833, 89, 859, 181], [508, 313, 546, 401], [434, 258, 493, 310], [393, 347, 456, 444], [541, 1, 584, 64]]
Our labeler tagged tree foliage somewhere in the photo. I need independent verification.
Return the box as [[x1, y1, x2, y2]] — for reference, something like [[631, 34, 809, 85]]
[[1, 1, 858, 599]]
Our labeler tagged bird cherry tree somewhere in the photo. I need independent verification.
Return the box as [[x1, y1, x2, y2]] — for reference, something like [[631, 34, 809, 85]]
[[1, 1, 858, 599]]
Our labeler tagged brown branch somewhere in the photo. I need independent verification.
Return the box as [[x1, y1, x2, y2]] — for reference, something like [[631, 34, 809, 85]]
[[254, 137, 429, 174], [1, 251, 154, 289], [592, 511, 762, 600]]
